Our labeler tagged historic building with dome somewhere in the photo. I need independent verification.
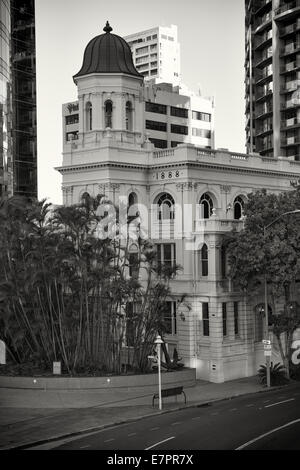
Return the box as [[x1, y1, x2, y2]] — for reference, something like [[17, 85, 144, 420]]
[[56, 22, 300, 383]]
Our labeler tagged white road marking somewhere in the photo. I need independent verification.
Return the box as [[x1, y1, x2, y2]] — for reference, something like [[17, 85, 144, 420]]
[[79, 445, 90, 449], [192, 416, 202, 420], [235, 418, 300, 450], [150, 427, 160, 431], [104, 438, 115, 443], [265, 398, 295, 408], [246, 404, 254, 407], [145, 436, 175, 450], [128, 433, 137, 437], [171, 422, 181, 426], [211, 412, 219, 415], [230, 408, 238, 412]]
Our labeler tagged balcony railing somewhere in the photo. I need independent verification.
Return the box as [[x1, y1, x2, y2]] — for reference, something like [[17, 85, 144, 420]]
[[281, 117, 300, 127], [275, 0, 300, 16], [285, 136, 300, 145], [281, 81, 298, 92], [280, 43, 300, 55], [254, 12, 272, 30]]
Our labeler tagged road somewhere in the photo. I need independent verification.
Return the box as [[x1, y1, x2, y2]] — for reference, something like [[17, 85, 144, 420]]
[[32, 384, 300, 450]]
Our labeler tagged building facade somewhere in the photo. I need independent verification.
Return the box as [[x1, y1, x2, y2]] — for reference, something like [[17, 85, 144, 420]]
[[11, 0, 37, 198], [57, 23, 300, 382], [245, 0, 300, 159], [0, 0, 13, 197], [124, 24, 181, 86]]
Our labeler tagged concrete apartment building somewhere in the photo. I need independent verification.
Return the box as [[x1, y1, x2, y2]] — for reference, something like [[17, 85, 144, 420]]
[[124, 24, 181, 86], [57, 23, 300, 382], [245, 0, 300, 159]]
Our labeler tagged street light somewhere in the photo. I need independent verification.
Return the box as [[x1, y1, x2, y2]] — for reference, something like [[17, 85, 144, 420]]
[[154, 334, 164, 410], [263, 209, 300, 387]]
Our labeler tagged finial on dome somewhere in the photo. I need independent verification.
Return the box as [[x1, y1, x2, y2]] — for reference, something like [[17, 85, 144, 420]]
[[103, 21, 113, 33]]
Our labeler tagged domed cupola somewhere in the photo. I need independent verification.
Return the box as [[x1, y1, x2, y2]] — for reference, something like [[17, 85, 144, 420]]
[[73, 21, 142, 81]]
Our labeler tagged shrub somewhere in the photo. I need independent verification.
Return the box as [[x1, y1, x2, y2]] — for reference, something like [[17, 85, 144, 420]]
[[258, 362, 288, 386]]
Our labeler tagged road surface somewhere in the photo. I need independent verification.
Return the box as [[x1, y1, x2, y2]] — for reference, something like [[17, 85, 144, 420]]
[[32, 384, 300, 450]]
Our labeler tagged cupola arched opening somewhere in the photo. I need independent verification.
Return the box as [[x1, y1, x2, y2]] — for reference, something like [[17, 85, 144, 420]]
[[104, 100, 113, 128], [126, 101, 133, 131], [233, 196, 245, 220], [155, 193, 175, 220], [86, 102, 92, 131], [199, 193, 213, 219]]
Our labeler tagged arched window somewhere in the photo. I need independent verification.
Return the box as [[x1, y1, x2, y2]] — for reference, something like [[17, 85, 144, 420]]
[[128, 192, 139, 218], [128, 192, 137, 207], [104, 100, 113, 128], [86, 102, 92, 131], [234, 196, 244, 220], [126, 101, 133, 131], [201, 244, 208, 276], [200, 193, 213, 219], [156, 193, 175, 220]]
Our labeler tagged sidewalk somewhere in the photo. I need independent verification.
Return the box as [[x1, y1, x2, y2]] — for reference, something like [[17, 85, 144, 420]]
[[0, 376, 290, 450]]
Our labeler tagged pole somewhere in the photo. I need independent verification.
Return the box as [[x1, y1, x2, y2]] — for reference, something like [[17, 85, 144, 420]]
[[264, 226, 271, 388], [264, 273, 271, 388], [157, 342, 162, 410]]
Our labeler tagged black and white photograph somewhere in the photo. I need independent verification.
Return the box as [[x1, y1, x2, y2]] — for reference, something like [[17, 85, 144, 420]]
[[0, 0, 300, 457]]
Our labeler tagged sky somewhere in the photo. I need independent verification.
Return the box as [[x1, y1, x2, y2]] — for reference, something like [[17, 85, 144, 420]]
[[35, 0, 245, 204]]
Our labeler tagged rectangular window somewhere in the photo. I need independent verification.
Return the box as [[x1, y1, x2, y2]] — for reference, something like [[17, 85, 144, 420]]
[[203, 303, 209, 336], [136, 46, 148, 55], [149, 138, 167, 148], [234, 302, 239, 335], [222, 303, 227, 336], [162, 301, 177, 335], [192, 111, 211, 122], [150, 69, 158, 75], [145, 101, 167, 114], [192, 128, 211, 138], [150, 61, 157, 67], [171, 124, 188, 135], [150, 44, 157, 50], [156, 243, 176, 268], [66, 131, 78, 141], [221, 246, 226, 278], [146, 120, 167, 132], [168, 36, 174, 41], [171, 141, 181, 147], [152, 34, 157, 39], [170, 106, 188, 118], [161, 34, 167, 39], [129, 252, 139, 278], [146, 36, 151, 41], [66, 114, 79, 125]]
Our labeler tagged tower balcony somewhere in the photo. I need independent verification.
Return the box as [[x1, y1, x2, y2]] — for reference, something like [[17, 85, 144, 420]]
[[280, 18, 300, 37], [281, 136, 300, 146], [254, 0, 272, 16], [280, 80, 298, 93], [281, 117, 300, 129], [280, 42, 300, 57], [254, 50, 273, 68], [275, 0, 300, 20], [254, 12, 272, 34], [280, 58, 300, 74]]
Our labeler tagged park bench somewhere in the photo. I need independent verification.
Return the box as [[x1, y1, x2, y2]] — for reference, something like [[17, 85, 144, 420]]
[[152, 386, 186, 407]]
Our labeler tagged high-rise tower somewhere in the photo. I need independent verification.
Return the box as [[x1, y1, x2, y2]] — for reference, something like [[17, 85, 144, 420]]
[[245, 0, 300, 159], [11, 0, 37, 197]]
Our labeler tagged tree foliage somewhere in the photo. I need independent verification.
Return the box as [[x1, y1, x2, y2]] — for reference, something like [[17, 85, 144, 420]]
[[0, 195, 180, 375], [225, 188, 300, 377]]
